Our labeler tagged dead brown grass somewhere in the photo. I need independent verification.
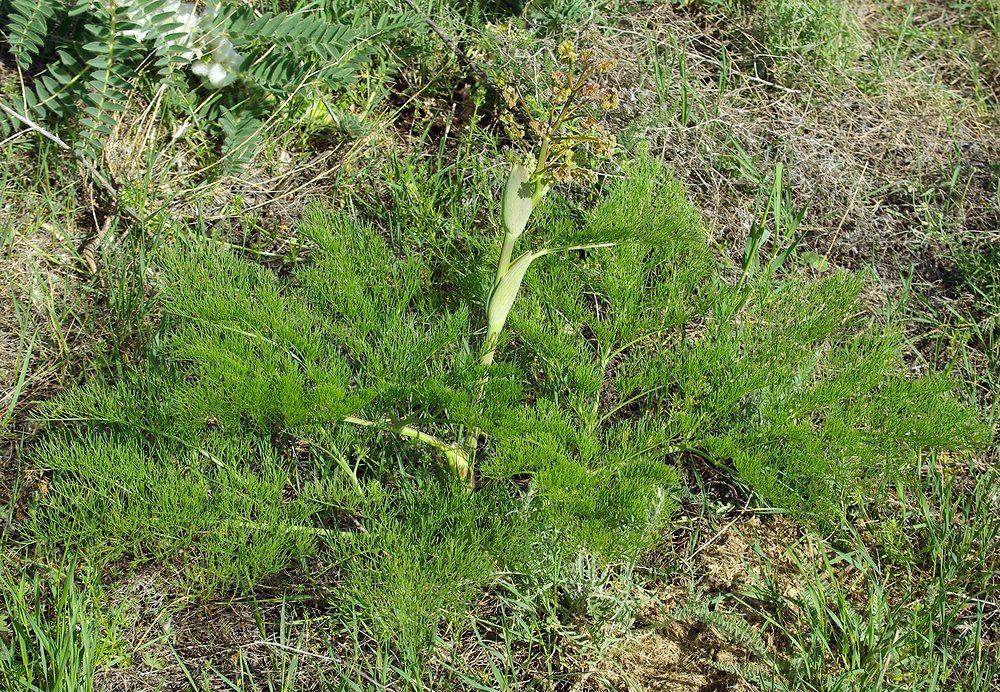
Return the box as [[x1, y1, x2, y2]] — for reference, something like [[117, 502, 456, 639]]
[[596, 3, 999, 281]]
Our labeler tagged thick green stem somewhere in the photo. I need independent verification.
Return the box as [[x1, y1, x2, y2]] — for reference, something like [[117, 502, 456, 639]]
[[531, 180, 550, 209], [494, 231, 518, 285], [480, 318, 504, 368], [342, 415, 471, 485], [536, 138, 552, 178]]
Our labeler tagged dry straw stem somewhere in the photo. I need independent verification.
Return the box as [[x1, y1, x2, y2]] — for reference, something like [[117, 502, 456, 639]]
[[98, 78, 387, 247], [0, 102, 142, 224], [342, 414, 471, 483]]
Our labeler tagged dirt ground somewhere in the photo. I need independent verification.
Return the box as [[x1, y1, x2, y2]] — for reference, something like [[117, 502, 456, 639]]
[[617, 516, 802, 692]]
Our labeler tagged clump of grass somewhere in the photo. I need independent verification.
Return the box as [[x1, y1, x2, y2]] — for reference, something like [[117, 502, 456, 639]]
[[735, 463, 1000, 690], [761, 0, 865, 75], [0, 559, 112, 692], [953, 241, 1000, 322], [676, 0, 864, 81], [952, 242, 1000, 425]]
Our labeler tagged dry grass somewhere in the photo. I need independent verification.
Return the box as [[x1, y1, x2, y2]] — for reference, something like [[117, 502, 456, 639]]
[[481, 1, 998, 304]]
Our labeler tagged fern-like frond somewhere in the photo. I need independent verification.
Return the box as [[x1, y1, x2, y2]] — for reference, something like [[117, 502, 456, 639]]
[[127, 0, 191, 79], [6, 0, 56, 69], [218, 106, 264, 175], [221, 7, 374, 92], [1, 50, 88, 136], [76, 12, 145, 157], [223, 7, 363, 63]]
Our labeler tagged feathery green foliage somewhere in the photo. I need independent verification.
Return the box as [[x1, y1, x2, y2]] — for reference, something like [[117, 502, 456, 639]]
[[29, 431, 322, 590], [25, 157, 985, 598], [515, 219, 985, 525]]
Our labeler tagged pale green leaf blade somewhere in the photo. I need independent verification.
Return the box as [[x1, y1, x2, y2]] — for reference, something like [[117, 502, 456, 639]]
[[501, 164, 533, 239], [486, 249, 550, 341]]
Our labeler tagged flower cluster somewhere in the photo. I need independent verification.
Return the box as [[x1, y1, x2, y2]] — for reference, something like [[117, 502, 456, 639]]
[[122, 0, 245, 88], [499, 40, 620, 186], [192, 35, 245, 88]]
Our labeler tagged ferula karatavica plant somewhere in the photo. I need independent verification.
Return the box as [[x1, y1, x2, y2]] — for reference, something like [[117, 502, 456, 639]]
[[343, 43, 624, 485], [29, 39, 986, 583]]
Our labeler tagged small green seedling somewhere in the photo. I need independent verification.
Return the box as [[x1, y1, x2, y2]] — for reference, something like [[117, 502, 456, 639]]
[[741, 162, 808, 282]]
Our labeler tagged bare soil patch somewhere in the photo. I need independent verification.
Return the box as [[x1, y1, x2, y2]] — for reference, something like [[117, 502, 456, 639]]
[[608, 513, 803, 692]]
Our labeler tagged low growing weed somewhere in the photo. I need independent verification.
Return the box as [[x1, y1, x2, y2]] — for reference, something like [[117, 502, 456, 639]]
[[25, 148, 985, 581], [13, 48, 989, 685], [0, 558, 121, 692], [736, 463, 1000, 690], [680, 0, 864, 82]]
